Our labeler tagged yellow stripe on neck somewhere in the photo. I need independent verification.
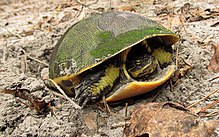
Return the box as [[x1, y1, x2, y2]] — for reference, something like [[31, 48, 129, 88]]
[[153, 48, 172, 66], [89, 65, 120, 95]]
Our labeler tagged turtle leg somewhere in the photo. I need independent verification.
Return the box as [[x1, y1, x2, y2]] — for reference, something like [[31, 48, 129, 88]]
[[74, 64, 120, 107]]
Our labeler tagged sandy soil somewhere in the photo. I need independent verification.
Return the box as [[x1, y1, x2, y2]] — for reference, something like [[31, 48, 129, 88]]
[[0, 0, 218, 136]]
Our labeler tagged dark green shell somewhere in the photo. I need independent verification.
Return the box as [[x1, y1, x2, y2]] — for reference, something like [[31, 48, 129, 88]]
[[49, 12, 179, 79]]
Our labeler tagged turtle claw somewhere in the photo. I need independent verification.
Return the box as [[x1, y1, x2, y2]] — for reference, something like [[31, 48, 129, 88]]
[[75, 91, 82, 99], [74, 84, 84, 99], [77, 95, 85, 105], [75, 88, 93, 107], [81, 97, 90, 108]]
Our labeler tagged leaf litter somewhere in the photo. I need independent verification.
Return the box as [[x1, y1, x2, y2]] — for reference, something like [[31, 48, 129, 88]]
[[0, 0, 219, 136], [124, 102, 218, 137]]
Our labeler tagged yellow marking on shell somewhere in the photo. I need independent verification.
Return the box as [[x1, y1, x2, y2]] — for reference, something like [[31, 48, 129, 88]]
[[52, 74, 80, 95], [89, 65, 120, 95], [53, 73, 78, 85], [153, 48, 172, 65], [121, 48, 132, 79], [105, 65, 175, 102]]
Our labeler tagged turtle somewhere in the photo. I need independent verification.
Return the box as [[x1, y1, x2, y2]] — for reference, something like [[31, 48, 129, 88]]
[[47, 12, 179, 107]]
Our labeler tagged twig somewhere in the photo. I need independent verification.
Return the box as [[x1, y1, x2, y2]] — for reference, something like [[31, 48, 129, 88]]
[[179, 14, 188, 35], [170, 79, 174, 92], [167, 15, 171, 29], [209, 75, 219, 82], [198, 99, 219, 113], [48, 79, 81, 109], [27, 55, 49, 67], [100, 96, 127, 121], [2, 43, 6, 63], [108, 0, 113, 11], [71, 4, 84, 22], [16, 98, 32, 109], [210, 21, 219, 27], [20, 48, 49, 67], [125, 103, 128, 118], [182, 58, 191, 67], [102, 95, 113, 115], [19, 47, 28, 73], [150, 90, 162, 102], [0, 25, 22, 38], [175, 42, 179, 69], [111, 121, 130, 129], [187, 87, 219, 109], [123, 103, 129, 136], [173, 80, 179, 88], [76, 0, 98, 7], [49, 90, 66, 99], [203, 110, 219, 117], [149, 81, 169, 102]]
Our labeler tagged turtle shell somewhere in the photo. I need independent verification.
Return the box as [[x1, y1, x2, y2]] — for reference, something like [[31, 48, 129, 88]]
[[49, 12, 179, 79]]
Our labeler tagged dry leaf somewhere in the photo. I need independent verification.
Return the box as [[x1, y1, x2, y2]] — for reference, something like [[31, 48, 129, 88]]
[[154, 7, 173, 16], [171, 60, 192, 83], [187, 8, 219, 22], [118, 5, 136, 12], [95, 7, 105, 12], [208, 44, 219, 73], [83, 112, 97, 130], [210, 21, 219, 27], [20, 29, 34, 36], [59, 12, 73, 22], [0, 89, 55, 114], [124, 102, 217, 137]]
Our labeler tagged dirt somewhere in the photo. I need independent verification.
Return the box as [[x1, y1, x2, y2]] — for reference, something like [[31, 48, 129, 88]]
[[0, 0, 218, 136]]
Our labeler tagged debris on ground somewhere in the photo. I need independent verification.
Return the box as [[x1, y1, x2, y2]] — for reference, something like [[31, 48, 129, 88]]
[[0, 0, 218, 136], [208, 44, 219, 73], [124, 102, 218, 137]]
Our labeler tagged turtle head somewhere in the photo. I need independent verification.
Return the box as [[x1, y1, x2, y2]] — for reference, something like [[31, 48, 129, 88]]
[[126, 38, 173, 79], [126, 40, 158, 79], [127, 55, 158, 78]]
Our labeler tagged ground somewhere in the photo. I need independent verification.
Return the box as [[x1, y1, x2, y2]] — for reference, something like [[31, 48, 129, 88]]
[[0, 0, 218, 136]]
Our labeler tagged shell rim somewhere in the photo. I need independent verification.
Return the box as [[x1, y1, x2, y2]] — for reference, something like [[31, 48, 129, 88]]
[[52, 33, 179, 83]]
